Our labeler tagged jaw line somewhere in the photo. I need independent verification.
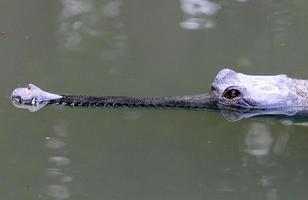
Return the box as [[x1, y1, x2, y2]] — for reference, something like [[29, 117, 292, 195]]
[[11, 101, 47, 112], [218, 97, 256, 110], [10, 96, 32, 105]]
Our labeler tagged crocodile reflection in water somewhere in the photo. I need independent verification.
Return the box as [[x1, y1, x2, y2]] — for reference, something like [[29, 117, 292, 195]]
[[10, 68, 308, 120]]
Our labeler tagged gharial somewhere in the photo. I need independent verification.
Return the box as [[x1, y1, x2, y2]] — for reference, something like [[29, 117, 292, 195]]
[[10, 68, 308, 120]]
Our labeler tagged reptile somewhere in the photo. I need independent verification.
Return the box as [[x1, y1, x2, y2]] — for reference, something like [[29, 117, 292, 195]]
[[10, 68, 308, 119]]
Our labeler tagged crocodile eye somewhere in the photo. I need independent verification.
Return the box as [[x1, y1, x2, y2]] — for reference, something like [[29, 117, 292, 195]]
[[223, 88, 241, 100]]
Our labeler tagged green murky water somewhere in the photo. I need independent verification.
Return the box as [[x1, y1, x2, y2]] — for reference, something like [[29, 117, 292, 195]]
[[1, 0, 308, 199]]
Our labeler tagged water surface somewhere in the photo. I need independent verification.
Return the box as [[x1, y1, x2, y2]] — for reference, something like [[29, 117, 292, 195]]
[[1, 0, 308, 199]]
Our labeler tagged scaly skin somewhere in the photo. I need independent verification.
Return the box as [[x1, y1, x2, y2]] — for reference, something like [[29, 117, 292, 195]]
[[10, 83, 217, 111], [211, 69, 308, 109], [10, 69, 308, 118]]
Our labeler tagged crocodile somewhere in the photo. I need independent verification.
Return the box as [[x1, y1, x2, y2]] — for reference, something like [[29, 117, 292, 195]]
[[10, 68, 308, 119]]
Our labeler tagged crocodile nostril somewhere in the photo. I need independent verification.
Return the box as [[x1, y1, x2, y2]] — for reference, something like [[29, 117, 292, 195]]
[[11, 96, 22, 103], [211, 86, 217, 92]]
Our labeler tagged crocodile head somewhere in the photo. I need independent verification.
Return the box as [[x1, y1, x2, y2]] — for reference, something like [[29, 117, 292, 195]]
[[10, 83, 62, 105], [211, 68, 298, 110]]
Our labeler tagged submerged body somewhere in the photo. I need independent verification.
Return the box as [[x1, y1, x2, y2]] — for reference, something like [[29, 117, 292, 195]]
[[10, 69, 308, 119]]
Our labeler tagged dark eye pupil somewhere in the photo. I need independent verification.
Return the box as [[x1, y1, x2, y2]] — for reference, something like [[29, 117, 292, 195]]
[[224, 89, 241, 99]]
